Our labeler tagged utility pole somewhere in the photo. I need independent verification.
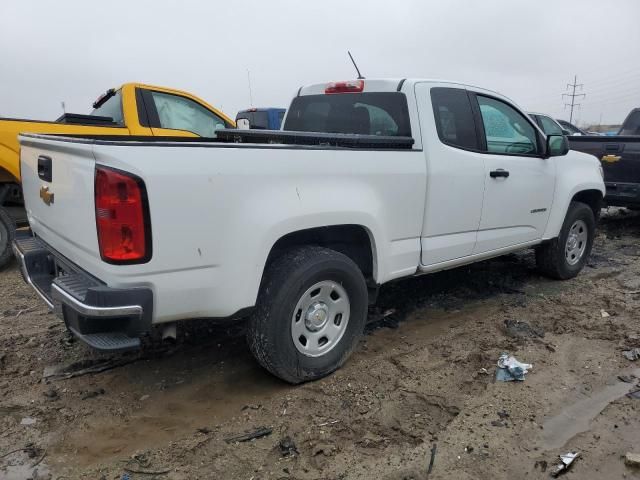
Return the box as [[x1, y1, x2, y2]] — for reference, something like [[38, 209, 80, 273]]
[[562, 75, 585, 124]]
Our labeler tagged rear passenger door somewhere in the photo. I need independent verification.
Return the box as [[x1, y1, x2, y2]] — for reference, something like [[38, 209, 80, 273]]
[[417, 84, 486, 266], [471, 94, 555, 253]]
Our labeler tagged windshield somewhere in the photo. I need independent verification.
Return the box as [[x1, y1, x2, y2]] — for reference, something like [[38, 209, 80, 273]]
[[284, 92, 411, 137], [90, 90, 123, 124]]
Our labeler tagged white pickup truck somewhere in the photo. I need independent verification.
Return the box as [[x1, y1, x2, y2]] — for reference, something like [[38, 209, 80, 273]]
[[14, 78, 605, 383]]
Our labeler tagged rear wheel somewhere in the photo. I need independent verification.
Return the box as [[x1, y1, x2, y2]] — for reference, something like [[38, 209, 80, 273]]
[[535, 201, 595, 279], [247, 246, 368, 384], [0, 207, 16, 270]]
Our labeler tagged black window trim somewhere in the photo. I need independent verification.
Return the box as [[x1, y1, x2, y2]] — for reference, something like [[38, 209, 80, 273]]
[[469, 92, 546, 159], [140, 88, 232, 134]]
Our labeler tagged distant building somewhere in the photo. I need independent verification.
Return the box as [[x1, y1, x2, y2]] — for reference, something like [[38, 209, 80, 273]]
[[584, 124, 621, 134]]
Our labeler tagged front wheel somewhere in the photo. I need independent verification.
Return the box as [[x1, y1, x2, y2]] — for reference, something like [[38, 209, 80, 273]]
[[247, 246, 368, 384], [0, 207, 16, 271], [535, 201, 595, 279]]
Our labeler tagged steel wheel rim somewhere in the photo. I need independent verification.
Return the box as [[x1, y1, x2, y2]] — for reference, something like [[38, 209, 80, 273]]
[[291, 280, 350, 357], [565, 219, 588, 266]]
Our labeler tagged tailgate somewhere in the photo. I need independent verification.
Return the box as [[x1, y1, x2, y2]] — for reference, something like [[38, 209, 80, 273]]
[[600, 141, 640, 184], [19, 135, 99, 260], [569, 137, 640, 184]]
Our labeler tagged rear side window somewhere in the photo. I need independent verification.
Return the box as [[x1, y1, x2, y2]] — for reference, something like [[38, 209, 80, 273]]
[[91, 90, 124, 125], [284, 92, 411, 137], [430, 87, 479, 150]]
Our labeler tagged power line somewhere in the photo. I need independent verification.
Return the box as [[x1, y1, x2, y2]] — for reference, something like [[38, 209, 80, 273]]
[[562, 75, 586, 124]]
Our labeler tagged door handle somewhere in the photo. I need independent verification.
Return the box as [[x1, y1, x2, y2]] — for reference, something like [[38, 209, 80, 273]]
[[490, 169, 509, 178], [604, 143, 622, 152], [37, 155, 53, 182]]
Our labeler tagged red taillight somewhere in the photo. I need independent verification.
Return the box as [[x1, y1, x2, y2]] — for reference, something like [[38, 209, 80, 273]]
[[325, 80, 364, 94], [95, 166, 151, 264]]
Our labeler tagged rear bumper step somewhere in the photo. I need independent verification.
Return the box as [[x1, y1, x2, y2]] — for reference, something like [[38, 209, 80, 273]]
[[12, 231, 153, 352]]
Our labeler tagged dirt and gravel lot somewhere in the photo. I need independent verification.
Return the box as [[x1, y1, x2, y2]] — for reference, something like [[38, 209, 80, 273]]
[[1, 209, 640, 480]]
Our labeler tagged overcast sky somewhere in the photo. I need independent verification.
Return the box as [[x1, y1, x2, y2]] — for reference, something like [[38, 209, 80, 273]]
[[1, 0, 639, 127]]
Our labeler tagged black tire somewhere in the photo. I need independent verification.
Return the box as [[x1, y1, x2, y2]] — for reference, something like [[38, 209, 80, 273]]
[[247, 246, 368, 384], [0, 207, 16, 271], [535, 201, 595, 280]]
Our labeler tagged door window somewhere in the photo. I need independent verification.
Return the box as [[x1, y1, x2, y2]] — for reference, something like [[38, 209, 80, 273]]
[[477, 96, 539, 155], [430, 87, 479, 150], [149, 91, 227, 136]]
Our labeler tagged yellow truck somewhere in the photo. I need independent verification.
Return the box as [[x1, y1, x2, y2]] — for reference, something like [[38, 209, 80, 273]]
[[0, 83, 234, 268]]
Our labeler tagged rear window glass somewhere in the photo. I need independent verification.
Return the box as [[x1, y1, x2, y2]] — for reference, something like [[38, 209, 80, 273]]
[[284, 92, 411, 137], [91, 90, 123, 124], [237, 111, 270, 130]]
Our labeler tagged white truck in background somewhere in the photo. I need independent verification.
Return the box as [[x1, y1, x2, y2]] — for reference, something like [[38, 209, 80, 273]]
[[14, 78, 604, 383]]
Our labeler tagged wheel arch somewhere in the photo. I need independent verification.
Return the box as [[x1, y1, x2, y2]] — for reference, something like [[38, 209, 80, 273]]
[[262, 224, 378, 287], [543, 184, 604, 239]]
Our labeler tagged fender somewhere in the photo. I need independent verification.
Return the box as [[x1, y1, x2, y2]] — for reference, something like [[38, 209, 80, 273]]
[[543, 152, 605, 239]]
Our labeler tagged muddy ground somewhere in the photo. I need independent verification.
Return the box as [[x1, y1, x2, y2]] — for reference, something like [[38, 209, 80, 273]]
[[1, 209, 640, 480]]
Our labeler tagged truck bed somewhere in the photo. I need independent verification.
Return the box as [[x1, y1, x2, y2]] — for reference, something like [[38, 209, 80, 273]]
[[47, 129, 415, 150]]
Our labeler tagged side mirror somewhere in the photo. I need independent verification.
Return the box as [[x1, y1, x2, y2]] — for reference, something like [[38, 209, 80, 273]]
[[546, 134, 569, 157]]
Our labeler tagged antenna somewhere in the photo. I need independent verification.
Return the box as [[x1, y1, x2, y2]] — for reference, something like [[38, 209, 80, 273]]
[[247, 69, 254, 107], [348, 51, 365, 80]]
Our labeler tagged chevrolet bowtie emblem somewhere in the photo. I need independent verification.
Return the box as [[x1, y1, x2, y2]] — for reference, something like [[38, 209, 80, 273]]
[[601, 154, 621, 163], [40, 185, 54, 206]]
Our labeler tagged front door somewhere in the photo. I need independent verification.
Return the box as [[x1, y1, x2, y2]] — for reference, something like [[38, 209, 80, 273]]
[[471, 94, 555, 253]]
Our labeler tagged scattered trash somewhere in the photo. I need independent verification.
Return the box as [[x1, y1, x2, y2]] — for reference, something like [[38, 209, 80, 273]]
[[618, 375, 634, 383], [551, 452, 580, 477], [81, 388, 105, 400], [477, 368, 490, 375], [427, 443, 437, 476], [496, 353, 532, 381], [224, 426, 272, 444], [503, 319, 544, 339], [196, 427, 212, 434], [534, 460, 548, 472], [139, 395, 150, 401], [600, 309, 610, 318], [278, 436, 298, 457], [625, 452, 640, 468], [317, 419, 340, 427], [20, 417, 37, 426], [490, 420, 506, 427], [241, 404, 262, 411], [121, 474, 130, 480], [627, 389, 640, 400], [622, 348, 640, 361]]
